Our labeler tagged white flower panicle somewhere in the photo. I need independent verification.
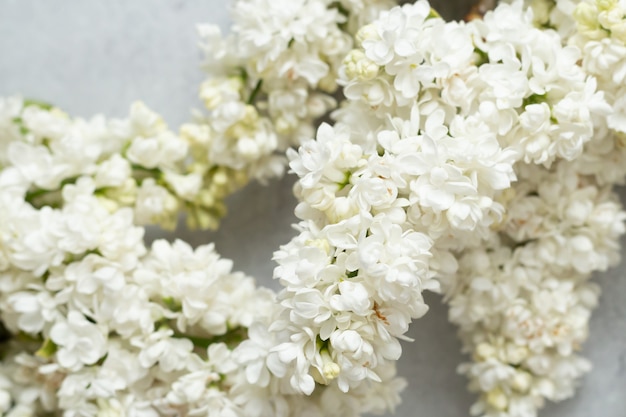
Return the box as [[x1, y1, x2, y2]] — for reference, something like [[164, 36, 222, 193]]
[[265, 1, 626, 415], [189, 0, 400, 185], [3, 0, 626, 416], [0, 102, 404, 416], [447, 161, 625, 417], [270, 214, 431, 395], [0, 97, 255, 230], [571, 0, 626, 136], [340, 0, 610, 167]]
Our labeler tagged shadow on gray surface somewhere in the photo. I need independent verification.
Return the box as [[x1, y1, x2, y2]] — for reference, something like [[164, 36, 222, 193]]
[[145, 173, 299, 287]]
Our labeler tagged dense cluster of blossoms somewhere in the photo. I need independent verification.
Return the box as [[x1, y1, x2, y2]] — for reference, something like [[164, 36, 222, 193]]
[[0, 97, 252, 231], [449, 160, 625, 416], [187, 0, 398, 183], [0, 100, 403, 416], [265, 0, 626, 416], [1, 0, 626, 417]]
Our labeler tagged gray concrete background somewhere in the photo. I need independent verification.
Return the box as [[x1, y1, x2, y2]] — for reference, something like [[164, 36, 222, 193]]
[[0, 1, 624, 416]]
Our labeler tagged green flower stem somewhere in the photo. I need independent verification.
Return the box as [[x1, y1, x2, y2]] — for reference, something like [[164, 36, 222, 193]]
[[24, 176, 80, 206], [247, 79, 264, 105], [172, 326, 248, 350]]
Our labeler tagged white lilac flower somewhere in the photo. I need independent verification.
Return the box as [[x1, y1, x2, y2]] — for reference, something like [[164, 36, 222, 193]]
[[97, 284, 157, 338], [0, 97, 25, 167], [445, 154, 625, 416], [341, 0, 608, 168], [0, 202, 65, 277], [449, 242, 602, 417], [0, 181, 347, 417], [191, 0, 399, 187], [4, 290, 59, 335], [134, 178, 180, 229], [0, 98, 367, 416], [3, 0, 626, 415], [49, 311, 108, 371], [505, 162, 626, 275], [266, 2, 626, 415], [0, 97, 249, 231]]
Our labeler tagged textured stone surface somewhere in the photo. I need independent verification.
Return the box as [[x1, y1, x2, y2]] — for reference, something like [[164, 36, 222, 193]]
[[1, 1, 624, 416]]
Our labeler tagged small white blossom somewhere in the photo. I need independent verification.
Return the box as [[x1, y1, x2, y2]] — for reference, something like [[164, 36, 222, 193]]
[[50, 311, 108, 370]]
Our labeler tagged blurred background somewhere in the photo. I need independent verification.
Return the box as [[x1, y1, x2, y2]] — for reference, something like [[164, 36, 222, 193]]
[[0, 1, 624, 416]]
